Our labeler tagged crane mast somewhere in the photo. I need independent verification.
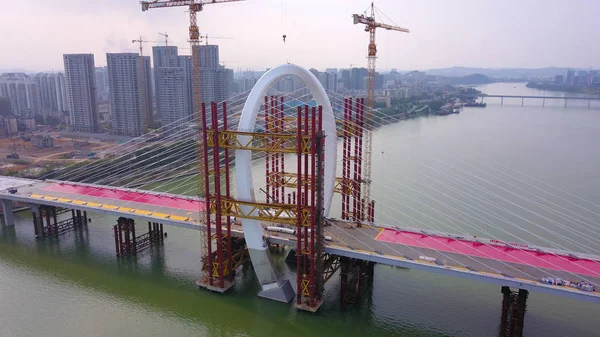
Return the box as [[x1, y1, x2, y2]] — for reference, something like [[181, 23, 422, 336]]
[[353, 3, 409, 217], [140, 0, 247, 281], [140, 0, 246, 198]]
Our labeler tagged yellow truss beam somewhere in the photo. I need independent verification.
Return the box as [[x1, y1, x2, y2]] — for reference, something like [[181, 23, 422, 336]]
[[206, 130, 313, 154], [208, 196, 311, 226], [266, 172, 359, 196]]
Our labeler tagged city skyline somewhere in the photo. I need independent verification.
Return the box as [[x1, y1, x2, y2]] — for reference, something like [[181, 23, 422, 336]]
[[2, 0, 600, 72]]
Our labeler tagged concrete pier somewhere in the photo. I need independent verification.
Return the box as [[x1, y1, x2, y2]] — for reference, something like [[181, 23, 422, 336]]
[[499, 286, 528, 337], [1, 199, 14, 226]]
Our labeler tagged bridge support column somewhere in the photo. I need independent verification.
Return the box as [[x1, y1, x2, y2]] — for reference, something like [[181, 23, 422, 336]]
[[1, 199, 14, 226], [197, 102, 252, 295], [501, 97, 503, 106], [340, 257, 374, 310], [565, 99, 568, 107], [33, 206, 86, 238], [521, 97, 524, 106], [114, 217, 136, 256], [31, 204, 42, 237], [499, 286, 528, 337], [114, 218, 164, 257], [542, 98, 545, 107]]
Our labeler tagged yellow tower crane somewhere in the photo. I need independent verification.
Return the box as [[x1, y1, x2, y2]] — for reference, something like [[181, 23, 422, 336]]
[[352, 2, 409, 213], [141, 0, 248, 266], [141, 0, 247, 198]]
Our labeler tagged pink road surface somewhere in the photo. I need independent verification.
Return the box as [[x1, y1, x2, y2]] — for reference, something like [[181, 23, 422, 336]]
[[42, 183, 205, 212], [377, 229, 600, 278]]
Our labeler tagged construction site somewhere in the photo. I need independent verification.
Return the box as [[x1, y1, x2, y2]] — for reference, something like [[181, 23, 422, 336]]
[[0, 133, 117, 177]]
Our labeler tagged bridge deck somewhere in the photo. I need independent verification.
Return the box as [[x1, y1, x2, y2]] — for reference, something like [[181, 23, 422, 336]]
[[481, 94, 600, 100], [1, 177, 599, 303]]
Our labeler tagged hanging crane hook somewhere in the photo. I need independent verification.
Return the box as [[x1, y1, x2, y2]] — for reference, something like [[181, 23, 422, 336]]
[[282, 34, 287, 43]]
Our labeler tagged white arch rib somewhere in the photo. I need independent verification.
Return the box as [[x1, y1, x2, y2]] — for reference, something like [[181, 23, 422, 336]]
[[235, 64, 337, 249]]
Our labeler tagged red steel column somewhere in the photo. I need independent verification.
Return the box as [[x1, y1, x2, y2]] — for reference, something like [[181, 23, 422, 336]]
[[280, 96, 285, 203], [351, 99, 359, 224], [211, 102, 224, 288], [273, 96, 278, 203], [309, 106, 317, 307], [296, 106, 303, 305], [223, 101, 233, 283], [201, 103, 213, 285], [265, 96, 271, 203], [303, 105, 309, 281], [342, 98, 348, 220], [355, 99, 364, 225], [271, 97, 277, 202]]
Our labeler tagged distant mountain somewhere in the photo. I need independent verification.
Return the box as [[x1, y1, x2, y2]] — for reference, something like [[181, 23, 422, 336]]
[[0, 68, 30, 74], [448, 73, 491, 85], [423, 66, 579, 79]]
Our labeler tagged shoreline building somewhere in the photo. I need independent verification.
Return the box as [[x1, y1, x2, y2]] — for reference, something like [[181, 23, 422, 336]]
[[63, 54, 99, 133]]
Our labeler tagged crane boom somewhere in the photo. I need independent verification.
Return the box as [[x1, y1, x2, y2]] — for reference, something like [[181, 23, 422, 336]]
[[353, 3, 409, 224], [141, 0, 244, 12], [353, 14, 410, 33]]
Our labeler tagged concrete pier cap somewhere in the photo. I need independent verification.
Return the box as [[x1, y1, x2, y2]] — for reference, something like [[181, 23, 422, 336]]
[[235, 64, 337, 302]]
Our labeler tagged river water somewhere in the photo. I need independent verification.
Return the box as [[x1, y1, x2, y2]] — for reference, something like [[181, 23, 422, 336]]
[[1, 83, 600, 337]]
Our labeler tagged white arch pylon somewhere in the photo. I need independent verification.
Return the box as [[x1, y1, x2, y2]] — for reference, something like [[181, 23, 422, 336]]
[[234, 64, 337, 302]]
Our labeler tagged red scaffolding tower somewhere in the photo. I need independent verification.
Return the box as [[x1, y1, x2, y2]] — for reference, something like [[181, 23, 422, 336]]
[[341, 97, 374, 225]]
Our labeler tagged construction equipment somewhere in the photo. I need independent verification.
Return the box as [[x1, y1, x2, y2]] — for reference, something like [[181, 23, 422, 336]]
[[6, 140, 19, 160], [200, 34, 234, 45], [158, 32, 169, 47], [352, 2, 409, 218], [141, 0, 247, 199], [140, 0, 248, 289], [131, 37, 162, 56], [132, 37, 161, 132]]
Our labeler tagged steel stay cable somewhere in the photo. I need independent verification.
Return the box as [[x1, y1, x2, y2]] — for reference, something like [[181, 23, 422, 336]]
[[447, 152, 600, 227], [53, 90, 253, 181], [91, 88, 317, 211], [322, 91, 600, 279], [404, 150, 600, 249], [63, 95, 249, 184], [323, 90, 600, 252]]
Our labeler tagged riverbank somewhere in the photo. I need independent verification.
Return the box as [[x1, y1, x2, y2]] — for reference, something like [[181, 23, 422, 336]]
[[526, 82, 600, 96]]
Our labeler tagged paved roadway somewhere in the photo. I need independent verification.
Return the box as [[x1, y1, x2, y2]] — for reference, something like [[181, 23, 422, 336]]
[[1, 176, 599, 303]]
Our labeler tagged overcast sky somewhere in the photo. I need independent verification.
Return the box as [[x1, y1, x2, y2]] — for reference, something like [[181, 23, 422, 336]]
[[2, 0, 599, 72]]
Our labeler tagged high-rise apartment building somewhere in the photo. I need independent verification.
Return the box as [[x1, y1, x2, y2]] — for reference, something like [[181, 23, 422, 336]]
[[179, 55, 193, 118], [340, 69, 351, 91], [350, 67, 368, 90], [0, 73, 42, 118], [35, 73, 68, 113], [95, 67, 109, 101], [566, 69, 575, 86], [192, 44, 230, 104], [63, 54, 99, 133], [153, 46, 190, 126], [106, 53, 152, 137]]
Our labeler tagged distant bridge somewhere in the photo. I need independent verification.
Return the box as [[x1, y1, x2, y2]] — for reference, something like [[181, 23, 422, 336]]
[[479, 94, 600, 107]]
